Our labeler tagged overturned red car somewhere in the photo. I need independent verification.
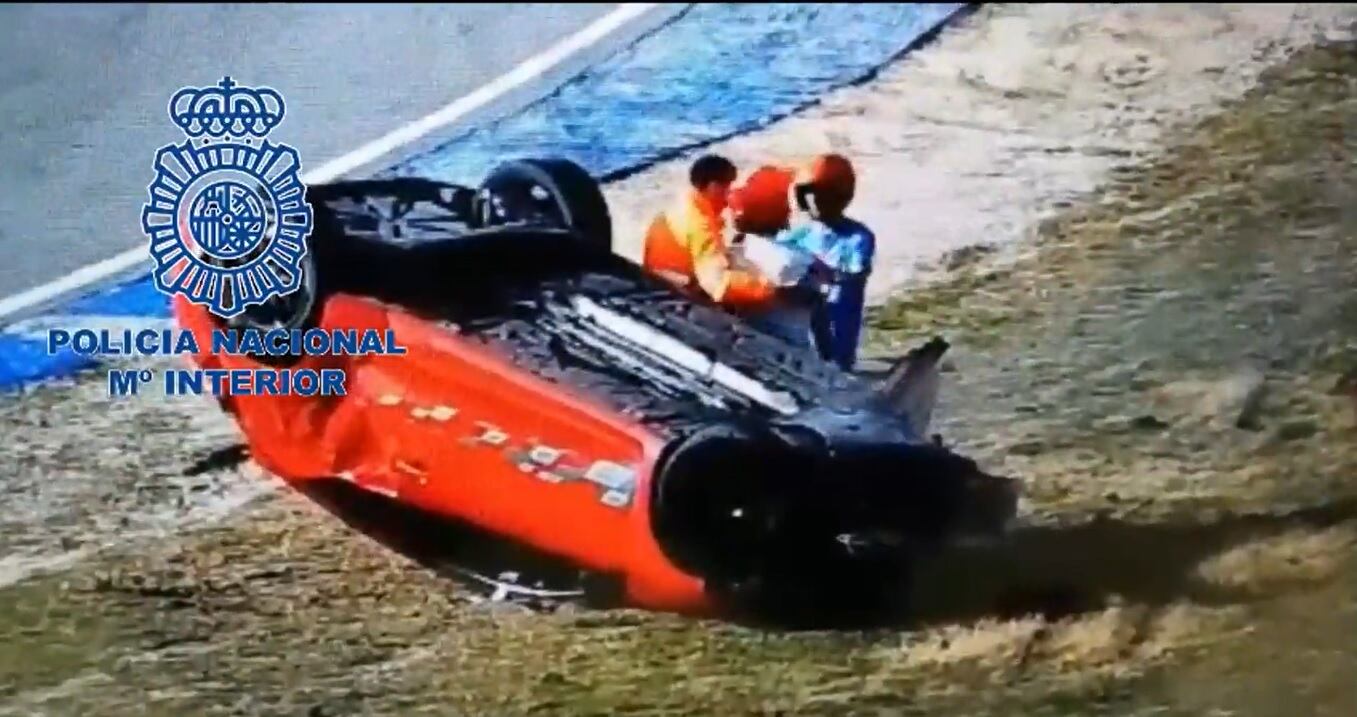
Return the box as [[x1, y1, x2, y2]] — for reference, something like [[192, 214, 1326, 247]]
[[173, 157, 1020, 624]]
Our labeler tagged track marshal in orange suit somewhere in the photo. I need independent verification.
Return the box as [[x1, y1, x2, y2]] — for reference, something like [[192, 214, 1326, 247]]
[[642, 155, 777, 308]]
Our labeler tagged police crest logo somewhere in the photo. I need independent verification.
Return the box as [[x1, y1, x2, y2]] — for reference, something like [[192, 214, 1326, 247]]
[[140, 76, 314, 319]]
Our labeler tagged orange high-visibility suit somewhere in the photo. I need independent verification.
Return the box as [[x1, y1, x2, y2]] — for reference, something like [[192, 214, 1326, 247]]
[[642, 189, 776, 308]]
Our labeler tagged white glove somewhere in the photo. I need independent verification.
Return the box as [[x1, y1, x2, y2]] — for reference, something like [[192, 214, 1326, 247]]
[[734, 235, 814, 286]]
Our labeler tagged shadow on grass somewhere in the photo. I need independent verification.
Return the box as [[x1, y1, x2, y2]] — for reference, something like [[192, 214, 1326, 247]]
[[906, 498, 1357, 628], [191, 442, 1356, 630], [292, 477, 601, 609], [290, 467, 1357, 632]]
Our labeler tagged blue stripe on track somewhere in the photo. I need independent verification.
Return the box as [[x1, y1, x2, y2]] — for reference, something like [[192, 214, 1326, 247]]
[[389, 3, 967, 182]]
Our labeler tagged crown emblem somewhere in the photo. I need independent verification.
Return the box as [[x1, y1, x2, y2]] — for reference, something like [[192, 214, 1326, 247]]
[[168, 76, 285, 140], [141, 75, 313, 319]]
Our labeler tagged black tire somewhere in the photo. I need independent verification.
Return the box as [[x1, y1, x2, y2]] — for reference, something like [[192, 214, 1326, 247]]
[[476, 157, 613, 253], [217, 247, 322, 368]]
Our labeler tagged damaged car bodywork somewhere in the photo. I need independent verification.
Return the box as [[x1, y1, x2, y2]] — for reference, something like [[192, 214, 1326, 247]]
[[173, 157, 1020, 623]]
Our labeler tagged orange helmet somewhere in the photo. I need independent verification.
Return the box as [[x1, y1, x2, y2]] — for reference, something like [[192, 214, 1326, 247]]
[[793, 153, 856, 218], [728, 165, 796, 235]]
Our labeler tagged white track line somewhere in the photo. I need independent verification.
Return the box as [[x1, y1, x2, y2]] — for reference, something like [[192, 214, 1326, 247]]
[[0, 3, 658, 322]]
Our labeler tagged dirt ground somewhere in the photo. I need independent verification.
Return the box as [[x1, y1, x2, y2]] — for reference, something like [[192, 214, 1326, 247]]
[[607, 4, 1355, 303], [2, 5, 1356, 716]]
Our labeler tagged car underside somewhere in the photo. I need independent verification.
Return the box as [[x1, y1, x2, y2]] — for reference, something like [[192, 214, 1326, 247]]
[[174, 157, 1020, 626]]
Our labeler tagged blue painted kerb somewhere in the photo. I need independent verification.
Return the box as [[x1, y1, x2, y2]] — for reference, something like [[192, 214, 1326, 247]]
[[0, 3, 970, 391]]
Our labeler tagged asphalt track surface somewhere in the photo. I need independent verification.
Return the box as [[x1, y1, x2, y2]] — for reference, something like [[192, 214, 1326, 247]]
[[0, 3, 636, 299]]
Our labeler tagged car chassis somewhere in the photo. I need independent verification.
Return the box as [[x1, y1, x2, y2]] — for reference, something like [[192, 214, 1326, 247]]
[[173, 157, 1021, 625]]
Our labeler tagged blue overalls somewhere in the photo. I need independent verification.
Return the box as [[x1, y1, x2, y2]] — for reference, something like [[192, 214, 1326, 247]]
[[774, 217, 875, 371]]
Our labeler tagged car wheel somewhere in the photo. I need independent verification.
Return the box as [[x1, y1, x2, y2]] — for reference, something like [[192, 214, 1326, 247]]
[[475, 157, 613, 254], [217, 247, 322, 368]]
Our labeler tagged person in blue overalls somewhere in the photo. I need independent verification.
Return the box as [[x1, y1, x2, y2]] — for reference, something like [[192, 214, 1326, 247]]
[[774, 154, 875, 372]]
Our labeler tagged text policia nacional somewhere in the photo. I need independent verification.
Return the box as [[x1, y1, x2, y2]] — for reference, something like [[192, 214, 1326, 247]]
[[47, 328, 407, 398]]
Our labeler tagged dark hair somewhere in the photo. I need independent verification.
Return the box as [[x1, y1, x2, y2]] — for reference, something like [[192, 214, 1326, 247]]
[[689, 154, 737, 189]]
